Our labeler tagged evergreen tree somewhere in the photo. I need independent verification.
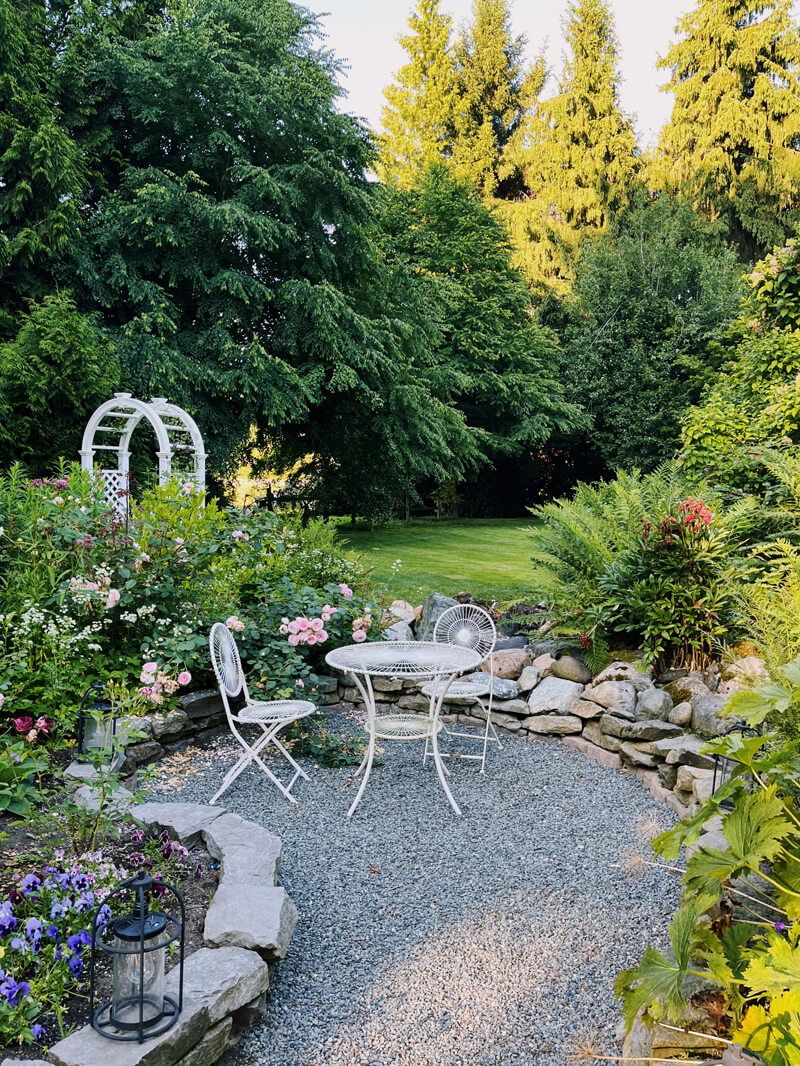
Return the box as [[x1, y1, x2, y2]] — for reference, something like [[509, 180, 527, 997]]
[[74, 0, 471, 501], [380, 0, 457, 185], [559, 193, 743, 473], [501, 0, 638, 292], [451, 0, 543, 197], [656, 0, 800, 255], [378, 163, 584, 509], [0, 291, 121, 469], [0, 0, 85, 320]]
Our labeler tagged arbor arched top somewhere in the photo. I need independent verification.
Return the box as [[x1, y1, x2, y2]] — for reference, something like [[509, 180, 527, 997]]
[[80, 393, 206, 516]]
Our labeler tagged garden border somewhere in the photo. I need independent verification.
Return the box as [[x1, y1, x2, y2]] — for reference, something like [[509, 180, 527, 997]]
[[1, 803, 297, 1066]]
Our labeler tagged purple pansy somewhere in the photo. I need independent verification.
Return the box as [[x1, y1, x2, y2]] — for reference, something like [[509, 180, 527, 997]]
[[0, 976, 31, 1006]]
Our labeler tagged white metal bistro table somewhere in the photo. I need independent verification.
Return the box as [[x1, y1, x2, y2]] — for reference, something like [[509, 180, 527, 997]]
[[325, 641, 482, 818]]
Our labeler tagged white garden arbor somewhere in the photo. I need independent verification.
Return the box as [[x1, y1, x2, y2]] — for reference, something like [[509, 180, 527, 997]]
[[80, 393, 206, 517]]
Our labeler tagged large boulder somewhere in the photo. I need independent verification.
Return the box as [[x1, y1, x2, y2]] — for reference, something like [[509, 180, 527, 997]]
[[593, 660, 652, 691], [383, 619, 415, 642], [650, 734, 716, 769], [668, 701, 693, 726], [550, 654, 592, 684], [462, 672, 520, 699], [518, 666, 541, 693], [635, 687, 673, 721], [582, 680, 637, 719], [665, 675, 731, 736], [601, 716, 683, 742], [416, 593, 458, 642], [721, 655, 769, 686], [482, 648, 530, 680], [526, 676, 584, 715], [387, 599, 417, 624]]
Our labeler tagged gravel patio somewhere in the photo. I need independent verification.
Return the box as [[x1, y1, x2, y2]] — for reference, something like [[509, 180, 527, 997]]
[[146, 711, 681, 1066]]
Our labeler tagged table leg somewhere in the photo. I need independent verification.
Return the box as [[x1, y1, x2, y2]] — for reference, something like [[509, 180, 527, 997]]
[[347, 672, 377, 818], [430, 671, 461, 815]]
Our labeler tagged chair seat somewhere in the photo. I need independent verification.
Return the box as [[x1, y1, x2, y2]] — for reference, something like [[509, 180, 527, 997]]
[[419, 678, 491, 701], [235, 699, 316, 725], [374, 713, 444, 741]]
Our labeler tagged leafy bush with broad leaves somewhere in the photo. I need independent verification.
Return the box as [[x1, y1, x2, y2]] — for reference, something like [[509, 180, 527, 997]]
[[0, 463, 375, 737], [530, 463, 755, 670], [616, 662, 800, 1065], [681, 240, 800, 491]]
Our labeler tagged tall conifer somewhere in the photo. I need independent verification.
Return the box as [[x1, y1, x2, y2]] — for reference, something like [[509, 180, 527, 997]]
[[501, 0, 638, 291], [451, 0, 542, 197], [380, 0, 457, 185], [656, 0, 800, 255]]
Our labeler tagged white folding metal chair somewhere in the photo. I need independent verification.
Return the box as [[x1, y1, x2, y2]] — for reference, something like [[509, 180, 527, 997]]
[[208, 622, 316, 805], [422, 603, 503, 773]]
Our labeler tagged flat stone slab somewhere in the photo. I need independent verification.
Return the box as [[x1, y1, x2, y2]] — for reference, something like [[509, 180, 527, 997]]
[[180, 946, 269, 1026], [203, 813, 282, 885], [204, 883, 298, 960], [523, 713, 583, 734], [74, 782, 135, 815], [49, 996, 210, 1066], [601, 716, 683, 742], [562, 735, 622, 770], [2, 1060, 53, 1066], [570, 699, 603, 719], [133, 802, 224, 847], [650, 734, 716, 769], [526, 676, 583, 715], [174, 1018, 232, 1066]]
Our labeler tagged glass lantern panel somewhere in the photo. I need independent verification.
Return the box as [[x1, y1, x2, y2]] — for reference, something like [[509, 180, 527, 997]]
[[110, 936, 167, 1031]]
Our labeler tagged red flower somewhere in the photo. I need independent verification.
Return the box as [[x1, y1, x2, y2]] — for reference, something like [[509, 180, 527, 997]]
[[12, 716, 34, 734]]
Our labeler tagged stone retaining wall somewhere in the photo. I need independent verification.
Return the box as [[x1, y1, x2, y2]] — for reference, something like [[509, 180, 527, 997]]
[[1, 804, 297, 1066]]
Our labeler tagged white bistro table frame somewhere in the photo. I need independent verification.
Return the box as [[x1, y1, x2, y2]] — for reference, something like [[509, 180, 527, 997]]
[[325, 641, 481, 818]]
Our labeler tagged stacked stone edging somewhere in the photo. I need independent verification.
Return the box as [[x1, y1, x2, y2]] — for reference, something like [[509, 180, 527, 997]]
[[331, 648, 762, 820], [11, 804, 298, 1066]]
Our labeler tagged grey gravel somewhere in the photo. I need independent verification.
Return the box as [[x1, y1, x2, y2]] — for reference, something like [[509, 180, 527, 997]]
[[146, 713, 680, 1066]]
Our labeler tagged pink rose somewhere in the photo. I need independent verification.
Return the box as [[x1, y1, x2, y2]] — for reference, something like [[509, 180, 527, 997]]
[[296, 679, 305, 688], [35, 717, 53, 734], [13, 716, 33, 734], [279, 625, 289, 635], [287, 620, 299, 635], [143, 661, 157, 673], [105, 588, 120, 609], [321, 611, 332, 622], [306, 633, 317, 645], [353, 630, 366, 643], [139, 686, 153, 698], [288, 634, 300, 647], [297, 617, 309, 631], [339, 583, 353, 598], [177, 671, 192, 686], [0, 693, 4, 710], [310, 617, 324, 632], [317, 630, 328, 643], [140, 670, 155, 684]]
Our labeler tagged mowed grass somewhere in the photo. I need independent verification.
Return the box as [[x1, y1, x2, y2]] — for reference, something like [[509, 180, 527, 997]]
[[336, 518, 537, 604]]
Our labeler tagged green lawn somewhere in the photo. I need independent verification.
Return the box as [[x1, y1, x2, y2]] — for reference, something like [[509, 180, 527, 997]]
[[336, 518, 537, 604]]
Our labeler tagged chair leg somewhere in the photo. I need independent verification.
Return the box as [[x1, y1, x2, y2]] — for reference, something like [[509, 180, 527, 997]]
[[430, 726, 461, 815], [272, 735, 311, 781]]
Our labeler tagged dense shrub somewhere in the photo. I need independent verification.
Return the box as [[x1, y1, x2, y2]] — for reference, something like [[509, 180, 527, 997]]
[[0, 464, 375, 739], [529, 464, 755, 669]]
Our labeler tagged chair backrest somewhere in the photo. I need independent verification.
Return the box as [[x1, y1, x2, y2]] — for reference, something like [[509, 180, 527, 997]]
[[209, 623, 249, 712], [433, 604, 496, 664]]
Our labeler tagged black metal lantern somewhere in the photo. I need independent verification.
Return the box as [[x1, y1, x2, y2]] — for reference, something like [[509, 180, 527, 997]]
[[712, 722, 759, 812], [77, 682, 116, 759], [90, 870, 185, 1043]]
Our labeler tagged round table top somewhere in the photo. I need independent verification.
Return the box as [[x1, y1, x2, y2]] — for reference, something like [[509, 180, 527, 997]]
[[325, 641, 482, 679]]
